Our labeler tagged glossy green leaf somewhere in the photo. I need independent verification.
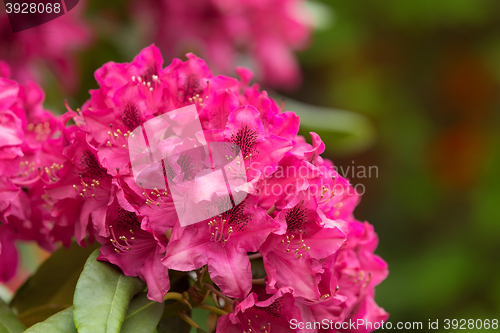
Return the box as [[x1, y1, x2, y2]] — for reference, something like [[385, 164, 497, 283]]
[[73, 249, 146, 333], [276, 95, 377, 155], [120, 293, 164, 333], [24, 307, 76, 333], [10, 241, 99, 327], [17, 305, 69, 329], [0, 298, 25, 333]]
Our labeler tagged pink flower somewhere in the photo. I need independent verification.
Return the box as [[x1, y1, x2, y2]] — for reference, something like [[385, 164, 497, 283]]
[[0, 72, 61, 202], [45, 132, 113, 246], [335, 220, 389, 319], [163, 195, 278, 298], [216, 287, 304, 333], [0, 67, 68, 281], [0, 224, 18, 282], [48, 45, 388, 325], [132, 0, 311, 89], [260, 190, 346, 300], [57, 45, 303, 300], [295, 220, 389, 332], [115, 175, 178, 236], [92, 44, 164, 107], [96, 195, 170, 302], [0, 7, 91, 91], [201, 104, 294, 183], [346, 294, 389, 333]]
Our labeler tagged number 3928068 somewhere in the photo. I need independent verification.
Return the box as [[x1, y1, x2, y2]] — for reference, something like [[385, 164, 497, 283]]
[[444, 319, 498, 330], [5, 2, 61, 14]]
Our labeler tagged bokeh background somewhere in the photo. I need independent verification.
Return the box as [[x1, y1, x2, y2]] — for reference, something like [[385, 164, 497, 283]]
[[2, 0, 500, 331], [292, 0, 500, 329]]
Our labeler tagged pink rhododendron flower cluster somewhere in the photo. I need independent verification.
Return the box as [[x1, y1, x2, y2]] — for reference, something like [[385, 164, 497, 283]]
[[132, 0, 311, 89], [0, 64, 72, 281], [0, 9, 91, 91], [0, 45, 388, 332]]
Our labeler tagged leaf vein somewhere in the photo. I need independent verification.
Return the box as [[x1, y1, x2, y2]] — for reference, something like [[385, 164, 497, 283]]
[[105, 275, 124, 332]]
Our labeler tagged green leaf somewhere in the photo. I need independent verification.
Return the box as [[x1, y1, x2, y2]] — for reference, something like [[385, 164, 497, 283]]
[[0, 285, 12, 304], [304, 0, 334, 30], [120, 293, 164, 333], [276, 95, 377, 155], [156, 315, 191, 333], [73, 249, 146, 333], [0, 298, 25, 333], [24, 307, 76, 333], [190, 308, 210, 333], [10, 241, 99, 327], [17, 305, 70, 329], [157, 271, 192, 333], [196, 328, 208, 333]]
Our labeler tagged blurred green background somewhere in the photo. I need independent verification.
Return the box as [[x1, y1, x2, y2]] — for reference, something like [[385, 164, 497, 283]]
[[291, 0, 500, 330], [6, 0, 500, 330]]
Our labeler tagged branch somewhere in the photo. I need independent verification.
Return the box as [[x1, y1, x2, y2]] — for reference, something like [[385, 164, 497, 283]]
[[177, 311, 200, 329], [198, 304, 228, 316], [163, 292, 192, 309], [252, 278, 266, 285], [248, 253, 262, 260], [203, 283, 234, 305]]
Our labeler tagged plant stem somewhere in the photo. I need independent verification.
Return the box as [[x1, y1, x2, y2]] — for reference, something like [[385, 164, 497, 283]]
[[163, 292, 185, 302], [163, 292, 192, 309], [198, 304, 228, 316], [203, 283, 234, 305], [248, 253, 262, 260], [252, 278, 266, 285], [177, 311, 200, 329], [211, 291, 220, 307]]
